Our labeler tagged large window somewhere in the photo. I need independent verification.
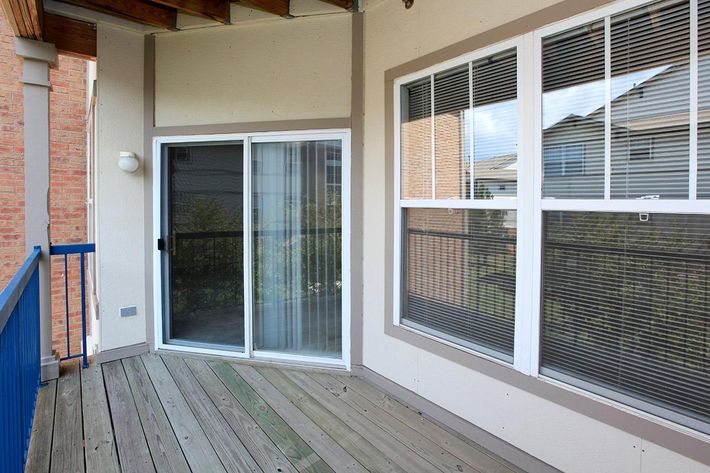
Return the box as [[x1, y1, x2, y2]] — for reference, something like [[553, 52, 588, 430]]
[[395, 0, 710, 435], [541, 212, 710, 431], [402, 209, 517, 361], [398, 44, 519, 362], [539, 0, 710, 434]]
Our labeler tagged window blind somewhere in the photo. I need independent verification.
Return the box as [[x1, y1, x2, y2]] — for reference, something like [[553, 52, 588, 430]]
[[471, 51, 518, 200], [434, 65, 469, 199], [401, 79, 433, 199], [541, 211, 710, 432], [542, 21, 606, 199], [401, 49, 518, 201], [698, 0, 710, 198], [610, 0, 690, 199], [401, 208, 517, 361]]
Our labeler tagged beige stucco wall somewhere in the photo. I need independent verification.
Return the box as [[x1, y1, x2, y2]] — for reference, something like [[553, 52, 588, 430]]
[[89, 1, 709, 470], [96, 24, 147, 351], [359, 1, 710, 472], [154, 13, 352, 127]]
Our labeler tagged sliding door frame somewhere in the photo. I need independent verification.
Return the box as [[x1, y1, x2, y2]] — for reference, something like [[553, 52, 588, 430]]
[[152, 129, 351, 369]]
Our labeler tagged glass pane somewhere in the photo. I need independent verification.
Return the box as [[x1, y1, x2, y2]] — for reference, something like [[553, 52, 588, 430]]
[[542, 21, 606, 198], [610, 0, 690, 199], [541, 211, 710, 430], [434, 65, 469, 199], [472, 50, 518, 200], [168, 143, 244, 350], [252, 140, 342, 359], [401, 208, 517, 360], [698, 0, 710, 198], [401, 79, 433, 199]]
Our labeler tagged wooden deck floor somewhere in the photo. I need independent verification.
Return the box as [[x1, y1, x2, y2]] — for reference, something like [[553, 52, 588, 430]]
[[24, 354, 523, 473]]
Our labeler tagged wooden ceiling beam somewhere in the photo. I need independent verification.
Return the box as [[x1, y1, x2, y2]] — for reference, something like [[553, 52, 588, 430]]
[[54, 0, 178, 29], [318, 0, 353, 10], [233, 0, 289, 17], [150, 0, 230, 23], [0, 0, 43, 39], [43, 12, 96, 59]]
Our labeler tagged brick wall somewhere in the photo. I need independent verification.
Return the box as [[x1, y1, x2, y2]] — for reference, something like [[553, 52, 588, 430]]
[[0, 16, 25, 287], [0, 13, 88, 358], [49, 54, 88, 358]]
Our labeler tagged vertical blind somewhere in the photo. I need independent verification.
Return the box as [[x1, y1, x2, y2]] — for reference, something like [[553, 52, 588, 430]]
[[252, 141, 343, 358], [401, 208, 517, 361], [541, 212, 710, 431]]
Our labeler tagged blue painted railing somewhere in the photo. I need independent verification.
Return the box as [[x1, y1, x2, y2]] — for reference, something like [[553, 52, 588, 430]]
[[0, 246, 41, 473], [50, 243, 95, 369]]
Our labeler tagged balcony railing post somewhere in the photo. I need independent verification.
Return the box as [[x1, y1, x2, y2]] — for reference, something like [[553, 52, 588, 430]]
[[50, 243, 95, 368], [80, 252, 88, 369]]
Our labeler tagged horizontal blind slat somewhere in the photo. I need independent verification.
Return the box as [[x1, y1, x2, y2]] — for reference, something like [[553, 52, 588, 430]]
[[541, 211, 710, 429]]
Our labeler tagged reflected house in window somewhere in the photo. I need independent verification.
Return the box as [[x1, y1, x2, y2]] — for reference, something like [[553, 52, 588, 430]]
[[543, 114, 604, 198], [543, 63, 692, 199], [469, 154, 518, 199]]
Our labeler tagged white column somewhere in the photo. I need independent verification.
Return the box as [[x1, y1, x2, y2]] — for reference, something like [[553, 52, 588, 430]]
[[15, 38, 58, 382]]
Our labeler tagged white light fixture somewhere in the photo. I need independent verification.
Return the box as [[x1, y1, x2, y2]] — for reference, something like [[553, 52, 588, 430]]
[[118, 151, 139, 173]]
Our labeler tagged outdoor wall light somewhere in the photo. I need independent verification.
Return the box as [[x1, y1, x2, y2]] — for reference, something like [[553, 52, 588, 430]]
[[118, 151, 140, 173]]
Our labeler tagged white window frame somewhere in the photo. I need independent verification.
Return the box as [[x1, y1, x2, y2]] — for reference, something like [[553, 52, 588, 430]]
[[153, 129, 351, 370], [530, 0, 709, 375], [393, 0, 710, 435], [393, 36, 536, 371]]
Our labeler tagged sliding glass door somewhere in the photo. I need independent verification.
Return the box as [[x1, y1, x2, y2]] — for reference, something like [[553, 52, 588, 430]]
[[159, 132, 348, 364], [163, 142, 245, 351], [252, 140, 343, 359]]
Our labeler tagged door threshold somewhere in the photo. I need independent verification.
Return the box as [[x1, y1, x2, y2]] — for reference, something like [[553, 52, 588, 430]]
[[155, 346, 350, 374]]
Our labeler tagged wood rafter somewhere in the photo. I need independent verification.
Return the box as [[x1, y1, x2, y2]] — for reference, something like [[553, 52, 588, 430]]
[[43, 12, 96, 59], [232, 0, 289, 17], [54, 0, 177, 29], [0, 0, 43, 39], [318, 0, 353, 10], [151, 0, 230, 23]]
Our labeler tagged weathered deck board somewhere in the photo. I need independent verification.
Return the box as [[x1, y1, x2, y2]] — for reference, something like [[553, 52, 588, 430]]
[[184, 357, 298, 473], [282, 369, 442, 473], [122, 356, 191, 473], [103, 360, 156, 473], [210, 361, 332, 473], [81, 362, 121, 473], [257, 366, 407, 473], [141, 354, 227, 473], [338, 375, 521, 473], [50, 361, 84, 473], [161, 355, 262, 473], [234, 364, 368, 473], [309, 372, 482, 473], [25, 380, 56, 473], [27, 354, 526, 473]]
